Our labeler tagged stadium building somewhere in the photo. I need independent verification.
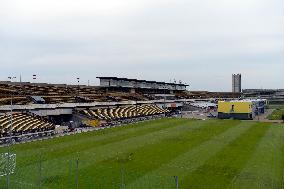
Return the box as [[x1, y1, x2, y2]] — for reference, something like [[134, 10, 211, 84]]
[[0, 77, 189, 143], [97, 77, 188, 94], [0, 76, 261, 143], [243, 89, 284, 105]]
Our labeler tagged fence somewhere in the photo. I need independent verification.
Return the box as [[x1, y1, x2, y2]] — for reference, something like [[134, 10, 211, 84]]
[[0, 149, 283, 189], [0, 150, 178, 189]]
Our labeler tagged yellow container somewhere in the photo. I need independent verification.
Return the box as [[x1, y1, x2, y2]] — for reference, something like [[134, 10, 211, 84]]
[[218, 101, 252, 114]]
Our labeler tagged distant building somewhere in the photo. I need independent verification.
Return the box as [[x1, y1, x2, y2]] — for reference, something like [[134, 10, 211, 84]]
[[232, 74, 241, 93], [243, 89, 284, 105], [96, 77, 189, 93]]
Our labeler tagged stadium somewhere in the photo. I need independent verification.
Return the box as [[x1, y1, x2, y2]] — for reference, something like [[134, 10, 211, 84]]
[[1, 0, 284, 188], [0, 75, 283, 189]]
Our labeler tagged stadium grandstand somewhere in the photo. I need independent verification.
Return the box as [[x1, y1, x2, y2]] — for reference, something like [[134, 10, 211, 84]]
[[0, 113, 54, 136], [243, 89, 284, 105], [79, 104, 169, 121], [0, 77, 189, 144], [0, 76, 246, 144], [0, 78, 189, 105], [185, 91, 241, 99], [97, 77, 188, 93]]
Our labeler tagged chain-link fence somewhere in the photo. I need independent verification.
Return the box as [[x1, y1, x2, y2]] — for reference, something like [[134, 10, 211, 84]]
[[1, 148, 284, 189], [0, 150, 177, 189]]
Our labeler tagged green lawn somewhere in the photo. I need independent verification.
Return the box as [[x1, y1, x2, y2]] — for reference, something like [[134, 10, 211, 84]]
[[0, 118, 284, 189]]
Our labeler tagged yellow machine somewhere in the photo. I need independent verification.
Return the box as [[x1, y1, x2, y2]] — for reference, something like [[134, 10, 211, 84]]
[[218, 101, 254, 120], [218, 101, 253, 113]]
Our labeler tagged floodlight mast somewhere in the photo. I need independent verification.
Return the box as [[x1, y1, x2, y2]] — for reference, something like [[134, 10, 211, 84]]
[[77, 78, 80, 97], [32, 74, 37, 95], [7, 76, 16, 189], [164, 87, 166, 117]]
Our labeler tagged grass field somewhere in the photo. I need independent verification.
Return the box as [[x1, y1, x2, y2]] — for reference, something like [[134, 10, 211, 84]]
[[0, 118, 284, 189]]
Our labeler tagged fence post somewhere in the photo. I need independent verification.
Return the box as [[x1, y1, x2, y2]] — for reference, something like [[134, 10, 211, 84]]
[[75, 156, 79, 189], [68, 160, 71, 189], [174, 176, 179, 189], [38, 153, 42, 189], [6, 150, 10, 189], [120, 168, 125, 189]]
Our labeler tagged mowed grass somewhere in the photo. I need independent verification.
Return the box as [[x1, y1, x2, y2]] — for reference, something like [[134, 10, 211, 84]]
[[0, 118, 284, 189]]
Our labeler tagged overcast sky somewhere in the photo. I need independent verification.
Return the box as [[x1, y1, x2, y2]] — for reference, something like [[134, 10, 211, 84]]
[[0, 0, 283, 91]]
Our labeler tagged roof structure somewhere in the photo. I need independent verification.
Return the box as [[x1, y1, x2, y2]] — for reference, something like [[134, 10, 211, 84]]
[[96, 77, 189, 86]]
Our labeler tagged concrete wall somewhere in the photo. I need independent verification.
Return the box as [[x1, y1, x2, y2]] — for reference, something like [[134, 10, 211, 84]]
[[30, 108, 73, 116]]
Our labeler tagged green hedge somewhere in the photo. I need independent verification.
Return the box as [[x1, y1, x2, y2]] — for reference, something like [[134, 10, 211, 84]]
[[267, 109, 284, 120]]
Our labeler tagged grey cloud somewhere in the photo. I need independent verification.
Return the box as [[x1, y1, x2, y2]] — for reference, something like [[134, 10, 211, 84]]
[[0, 0, 283, 91]]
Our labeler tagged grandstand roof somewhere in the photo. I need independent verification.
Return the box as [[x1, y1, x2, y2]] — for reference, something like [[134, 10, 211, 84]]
[[96, 77, 189, 86]]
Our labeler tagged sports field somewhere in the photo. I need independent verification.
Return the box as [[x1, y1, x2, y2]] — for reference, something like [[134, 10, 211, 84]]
[[0, 118, 284, 189]]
